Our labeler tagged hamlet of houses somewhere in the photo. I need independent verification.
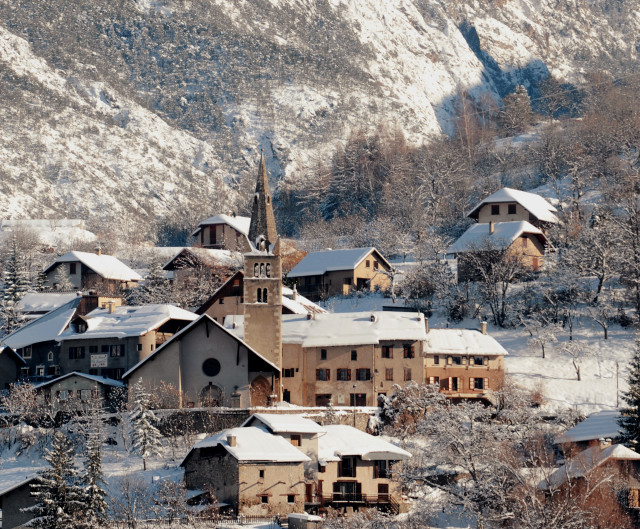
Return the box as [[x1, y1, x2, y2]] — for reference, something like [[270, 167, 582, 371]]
[[6, 152, 630, 524]]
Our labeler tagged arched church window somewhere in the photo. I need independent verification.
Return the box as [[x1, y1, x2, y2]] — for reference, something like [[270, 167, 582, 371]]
[[263, 288, 268, 303], [266, 263, 271, 278], [254, 263, 259, 277], [257, 288, 262, 303], [260, 263, 265, 277]]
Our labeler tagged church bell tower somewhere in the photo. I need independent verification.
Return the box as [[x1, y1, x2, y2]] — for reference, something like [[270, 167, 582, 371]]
[[243, 150, 282, 399]]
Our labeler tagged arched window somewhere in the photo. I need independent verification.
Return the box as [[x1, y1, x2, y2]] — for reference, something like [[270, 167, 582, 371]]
[[254, 263, 259, 277], [257, 288, 262, 303], [266, 263, 271, 278], [260, 263, 265, 277], [263, 288, 268, 303]]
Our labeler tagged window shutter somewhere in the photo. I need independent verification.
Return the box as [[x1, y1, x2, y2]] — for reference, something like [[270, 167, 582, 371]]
[[484, 377, 489, 390], [457, 377, 462, 390], [429, 377, 434, 384], [447, 356, 452, 365], [338, 460, 343, 477], [326, 369, 330, 381], [367, 369, 371, 380], [469, 357, 475, 365], [411, 345, 415, 357], [316, 369, 321, 380], [469, 377, 474, 390], [448, 377, 452, 389], [347, 369, 352, 381], [484, 357, 488, 366]]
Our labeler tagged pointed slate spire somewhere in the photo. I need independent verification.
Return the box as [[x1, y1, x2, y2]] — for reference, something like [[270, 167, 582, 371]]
[[248, 149, 278, 251]]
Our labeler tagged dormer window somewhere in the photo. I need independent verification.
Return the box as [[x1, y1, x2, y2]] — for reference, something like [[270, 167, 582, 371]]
[[77, 323, 87, 333]]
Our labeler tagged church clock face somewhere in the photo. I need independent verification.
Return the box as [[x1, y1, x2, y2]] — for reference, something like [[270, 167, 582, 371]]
[[202, 358, 221, 377]]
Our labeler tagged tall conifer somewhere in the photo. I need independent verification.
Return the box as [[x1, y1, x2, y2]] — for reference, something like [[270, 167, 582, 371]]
[[619, 339, 640, 449]]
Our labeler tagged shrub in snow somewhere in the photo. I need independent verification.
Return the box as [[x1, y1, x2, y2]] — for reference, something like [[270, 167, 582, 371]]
[[128, 378, 163, 470]]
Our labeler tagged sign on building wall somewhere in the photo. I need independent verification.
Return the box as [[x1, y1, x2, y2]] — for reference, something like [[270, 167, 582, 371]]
[[337, 393, 346, 405], [90, 354, 108, 368]]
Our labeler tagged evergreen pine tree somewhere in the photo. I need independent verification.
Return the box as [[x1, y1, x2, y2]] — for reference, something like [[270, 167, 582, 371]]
[[81, 433, 108, 527], [24, 430, 85, 529], [129, 378, 163, 471], [1, 235, 30, 334], [619, 339, 640, 450]]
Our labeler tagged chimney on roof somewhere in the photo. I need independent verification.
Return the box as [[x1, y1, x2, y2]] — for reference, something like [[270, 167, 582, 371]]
[[370, 314, 377, 322], [227, 434, 237, 447], [95, 246, 102, 256], [489, 221, 495, 235], [599, 438, 612, 450], [480, 321, 487, 335], [307, 313, 313, 320], [292, 285, 298, 301], [107, 301, 116, 314]]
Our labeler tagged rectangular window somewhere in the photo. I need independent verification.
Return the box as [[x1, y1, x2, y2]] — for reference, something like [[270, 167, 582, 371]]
[[337, 368, 351, 381], [69, 262, 77, 274], [290, 434, 301, 447], [22, 346, 32, 359], [356, 368, 371, 381], [36, 365, 44, 376], [429, 376, 440, 385], [452, 356, 462, 365], [261, 496, 269, 504], [259, 469, 265, 479], [433, 355, 439, 365], [69, 347, 85, 360], [20, 367, 30, 377], [403, 344, 415, 359], [343, 277, 352, 285], [287, 494, 295, 503], [472, 378, 485, 390], [508, 204, 517, 215], [491, 204, 500, 215], [89, 346, 98, 354], [283, 368, 295, 378], [473, 356, 484, 366], [339, 457, 356, 478], [351, 350, 357, 361], [404, 368, 412, 381], [320, 349, 327, 360], [219, 298, 224, 304], [381, 346, 392, 359], [365, 260, 371, 268], [315, 394, 332, 406], [137, 344, 143, 352], [59, 390, 69, 401], [110, 345, 124, 357], [374, 460, 389, 479], [316, 369, 330, 381], [374, 261, 379, 270], [101, 345, 109, 353], [80, 389, 91, 401], [385, 368, 393, 381]]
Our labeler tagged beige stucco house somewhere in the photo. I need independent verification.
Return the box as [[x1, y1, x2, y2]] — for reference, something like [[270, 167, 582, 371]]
[[181, 426, 309, 515], [466, 187, 558, 230], [191, 214, 251, 252], [423, 326, 507, 399], [287, 247, 391, 300]]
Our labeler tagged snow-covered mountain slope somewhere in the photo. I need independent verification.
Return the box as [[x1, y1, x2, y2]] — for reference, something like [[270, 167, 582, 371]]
[[0, 0, 638, 236]]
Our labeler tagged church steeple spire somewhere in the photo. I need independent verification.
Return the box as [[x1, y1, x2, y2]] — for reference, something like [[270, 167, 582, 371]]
[[248, 149, 278, 251]]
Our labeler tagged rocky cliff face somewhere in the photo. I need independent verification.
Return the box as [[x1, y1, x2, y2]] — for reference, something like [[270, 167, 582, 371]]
[[0, 0, 637, 238]]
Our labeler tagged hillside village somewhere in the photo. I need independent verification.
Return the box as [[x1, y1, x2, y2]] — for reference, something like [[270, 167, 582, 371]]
[[3, 1, 640, 528], [0, 148, 638, 529]]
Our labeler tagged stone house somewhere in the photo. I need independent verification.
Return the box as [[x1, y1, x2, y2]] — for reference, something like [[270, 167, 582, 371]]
[[287, 248, 391, 300], [466, 187, 558, 230], [423, 326, 507, 399], [191, 214, 251, 252], [196, 271, 325, 323], [122, 314, 280, 408], [34, 372, 124, 412], [56, 304, 197, 380], [0, 477, 38, 529], [0, 346, 25, 391], [447, 221, 548, 282], [43, 250, 142, 293], [181, 426, 309, 515], [225, 311, 428, 407]]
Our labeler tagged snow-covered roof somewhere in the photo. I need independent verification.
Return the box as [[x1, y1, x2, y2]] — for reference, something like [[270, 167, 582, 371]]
[[225, 311, 427, 348], [546, 443, 640, 488], [57, 304, 197, 341], [281, 286, 327, 314], [555, 410, 622, 445], [242, 413, 326, 434], [191, 214, 251, 237], [447, 221, 546, 254], [318, 425, 411, 464], [181, 426, 311, 465], [16, 292, 80, 314], [44, 251, 142, 281], [288, 247, 390, 278], [123, 314, 280, 379], [35, 371, 123, 389], [467, 187, 558, 223], [424, 329, 508, 356], [0, 476, 37, 497], [162, 247, 242, 270], [1, 298, 81, 349]]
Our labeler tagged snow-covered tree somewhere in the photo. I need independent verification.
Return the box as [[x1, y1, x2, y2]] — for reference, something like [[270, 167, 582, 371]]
[[129, 378, 163, 470], [560, 340, 593, 382], [499, 85, 533, 134], [125, 260, 174, 305], [619, 340, 640, 450], [1, 235, 30, 334], [25, 430, 85, 529], [52, 266, 74, 291]]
